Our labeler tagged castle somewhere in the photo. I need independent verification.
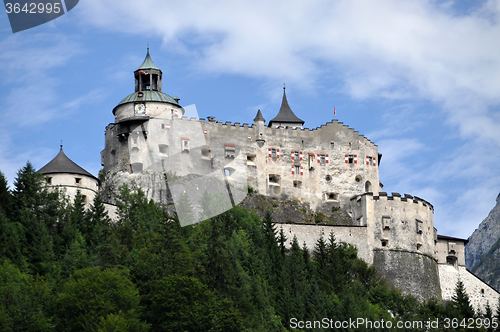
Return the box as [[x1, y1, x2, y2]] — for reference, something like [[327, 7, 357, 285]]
[[39, 50, 498, 311]]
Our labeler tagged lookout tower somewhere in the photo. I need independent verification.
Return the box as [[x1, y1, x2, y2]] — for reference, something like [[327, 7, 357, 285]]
[[38, 146, 99, 206]]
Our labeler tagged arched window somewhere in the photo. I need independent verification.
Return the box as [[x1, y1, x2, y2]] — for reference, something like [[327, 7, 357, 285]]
[[365, 181, 372, 192]]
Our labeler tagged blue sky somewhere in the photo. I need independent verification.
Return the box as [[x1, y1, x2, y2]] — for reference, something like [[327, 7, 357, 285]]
[[1, 0, 500, 239]]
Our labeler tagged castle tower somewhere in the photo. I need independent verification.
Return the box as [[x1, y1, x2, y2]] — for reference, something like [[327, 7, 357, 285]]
[[268, 87, 304, 129], [253, 109, 266, 147], [38, 146, 99, 206]]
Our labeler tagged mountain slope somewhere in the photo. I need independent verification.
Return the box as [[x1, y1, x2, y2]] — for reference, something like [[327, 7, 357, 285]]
[[466, 193, 500, 287]]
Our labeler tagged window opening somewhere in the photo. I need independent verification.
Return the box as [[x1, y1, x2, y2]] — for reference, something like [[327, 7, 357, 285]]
[[75, 178, 81, 184], [348, 155, 354, 163], [293, 180, 302, 188], [181, 138, 190, 152], [159, 144, 168, 155], [225, 144, 236, 158], [382, 216, 390, 229], [269, 174, 280, 185], [46, 177, 52, 184]]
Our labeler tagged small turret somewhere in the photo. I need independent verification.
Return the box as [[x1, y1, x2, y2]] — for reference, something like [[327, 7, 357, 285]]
[[268, 86, 304, 129], [134, 48, 162, 92]]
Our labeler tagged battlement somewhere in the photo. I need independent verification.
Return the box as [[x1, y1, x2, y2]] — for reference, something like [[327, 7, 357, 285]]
[[182, 116, 377, 147], [351, 192, 434, 212]]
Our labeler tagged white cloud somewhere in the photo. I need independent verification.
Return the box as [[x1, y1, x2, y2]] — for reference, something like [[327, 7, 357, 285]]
[[77, 0, 500, 140]]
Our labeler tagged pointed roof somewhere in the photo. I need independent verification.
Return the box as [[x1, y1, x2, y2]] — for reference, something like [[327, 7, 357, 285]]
[[268, 88, 304, 126], [137, 48, 160, 71], [253, 109, 265, 123], [38, 147, 97, 180]]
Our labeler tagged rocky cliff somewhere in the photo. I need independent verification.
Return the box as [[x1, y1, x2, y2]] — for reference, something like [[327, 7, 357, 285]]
[[466, 193, 500, 290]]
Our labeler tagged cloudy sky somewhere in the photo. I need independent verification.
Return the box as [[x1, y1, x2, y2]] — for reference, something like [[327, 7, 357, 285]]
[[1, 0, 500, 239]]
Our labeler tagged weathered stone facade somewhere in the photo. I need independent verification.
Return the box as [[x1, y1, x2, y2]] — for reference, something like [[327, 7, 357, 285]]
[[97, 50, 498, 309]]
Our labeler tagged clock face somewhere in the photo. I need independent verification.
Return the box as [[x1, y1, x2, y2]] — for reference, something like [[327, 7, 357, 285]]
[[134, 103, 146, 114]]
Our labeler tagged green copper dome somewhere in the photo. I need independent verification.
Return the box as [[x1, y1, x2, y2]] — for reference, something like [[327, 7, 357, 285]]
[[113, 91, 180, 114], [137, 49, 160, 71]]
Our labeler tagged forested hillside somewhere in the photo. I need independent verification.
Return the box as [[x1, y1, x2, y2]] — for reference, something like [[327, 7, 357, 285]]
[[0, 162, 498, 331]]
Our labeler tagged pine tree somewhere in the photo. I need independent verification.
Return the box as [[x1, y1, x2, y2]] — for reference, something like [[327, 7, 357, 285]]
[[0, 171, 12, 218], [451, 279, 475, 319], [277, 227, 288, 257], [12, 162, 57, 276]]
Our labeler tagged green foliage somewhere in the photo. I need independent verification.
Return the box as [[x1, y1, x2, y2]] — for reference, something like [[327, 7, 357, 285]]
[[0, 162, 469, 331], [147, 275, 242, 331], [0, 260, 53, 331], [56, 267, 149, 332], [247, 185, 256, 194]]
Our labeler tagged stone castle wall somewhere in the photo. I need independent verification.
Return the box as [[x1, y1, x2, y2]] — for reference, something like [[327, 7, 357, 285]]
[[373, 249, 442, 302], [439, 265, 499, 313]]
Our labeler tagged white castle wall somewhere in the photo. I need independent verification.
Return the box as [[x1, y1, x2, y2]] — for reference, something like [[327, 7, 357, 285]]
[[46, 172, 98, 206], [439, 265, 499, 314], [279, 224, 370, 263]]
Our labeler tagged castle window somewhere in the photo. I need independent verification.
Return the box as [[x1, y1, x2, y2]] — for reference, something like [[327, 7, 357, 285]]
[[75, 178, 81, 184], [46, 177, 52, 184], [246, 154, 256, 166], [348, 155, 354, 163], [269, 174, 280, 185], [381, 240, 388, 247], [224, 167, 235, 177], [331, 142, 334, 148], [294, 165, 300, 174], [308, 153, 315, 168], [320, 154, 326, 164], [368, 156, 373, 165], [382, 216, 390, 229], [326, 192, 339, 201], [416, 219, 423, 234], [133, 138, 138, 144], [181, 138, 190, 152], [293, 180, 302, 188], [357, 216, 364, 226], [481, 289, 485, 295], [325, 175, 331, 182], [159, 144, 168, 156], [202, 148, 210, 159], [355, 175, 362, 182], [365, 181, 372, 192], [448, 242, 456, 254], [225, 144, 236, 158], [131, 147, 139, 153], [82, 195, 87, 204], [271, 148, 277, 159], [417, 243, 422, 251]]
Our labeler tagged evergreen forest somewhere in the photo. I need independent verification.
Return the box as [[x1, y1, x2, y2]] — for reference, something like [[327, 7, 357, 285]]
[[0, 162, 499, 331]]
